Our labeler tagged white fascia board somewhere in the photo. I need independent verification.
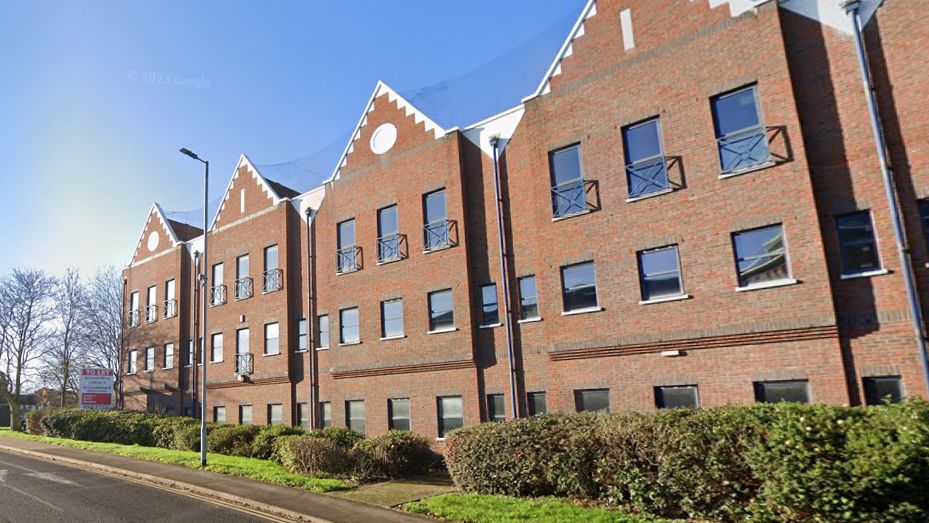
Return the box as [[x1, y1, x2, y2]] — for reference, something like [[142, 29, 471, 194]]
[[130, 202, 181, 266], [462, 104, 525, 157], [524, 0, 598, 102], [210, 153, 283, 232], [292, 185, 326, 222]]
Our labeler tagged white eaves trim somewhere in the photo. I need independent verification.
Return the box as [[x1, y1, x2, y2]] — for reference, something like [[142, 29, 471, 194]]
[[462, 104, 525, 158], [328, 80, 447, 183], [523, 0, 598, 102], [130, 202, 181, 265], [291, 185, 326, 223], [211, 153, 285, 231]]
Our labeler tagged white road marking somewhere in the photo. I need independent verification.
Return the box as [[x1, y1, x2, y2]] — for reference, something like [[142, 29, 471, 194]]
[[0, 480, 64, 512], [24, 472, 82, 487], [0, 469, 7, 484]]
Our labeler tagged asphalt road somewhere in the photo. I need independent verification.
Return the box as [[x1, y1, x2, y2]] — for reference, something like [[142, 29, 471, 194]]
[[0, 450, 269, 522]]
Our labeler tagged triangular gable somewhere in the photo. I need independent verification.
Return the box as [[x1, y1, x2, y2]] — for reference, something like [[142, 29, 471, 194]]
[[130, 202, 182, 265], [524, 0, 598, 101], [329, 81, 447, 182], [211, 154, 288, 230]]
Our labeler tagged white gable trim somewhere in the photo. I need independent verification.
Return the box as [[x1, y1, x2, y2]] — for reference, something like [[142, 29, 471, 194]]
[[328, 81, 447, 182], [211, 153, 284, 231], [129, 202, 181, 266], [462, 104, 526, 158], [523, 0, 598, 102]]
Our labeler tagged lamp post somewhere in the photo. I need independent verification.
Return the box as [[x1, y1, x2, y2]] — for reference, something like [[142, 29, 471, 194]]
[[180, 147, 209, 467]]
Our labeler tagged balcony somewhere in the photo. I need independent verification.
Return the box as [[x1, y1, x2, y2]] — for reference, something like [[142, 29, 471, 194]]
[[717, 125, 773, 175], [377, 234, 406, 264], [234, 277, 253, 301], [235, 353, 254, 376], [128, 309, 140, 327], [337, 246, 362, 274], [263, 268, 283, 293], [210, 284, 227, 306], [551, 178, 599, 219], [423, 220, 457, 252], [144, 305, 158, 324], [163, 299, 177, 319]]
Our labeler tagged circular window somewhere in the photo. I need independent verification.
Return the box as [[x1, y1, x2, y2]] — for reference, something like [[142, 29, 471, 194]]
[[370, 123, 398, 155], [147, 231, 160, 252]]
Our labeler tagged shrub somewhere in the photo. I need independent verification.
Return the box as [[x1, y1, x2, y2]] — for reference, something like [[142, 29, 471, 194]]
[[308, 426, 365, 449], [207, 424, 262, 457], [152, 416, 200, 449], [353, 430, 437, 480], [251, 424, 303, 460], [26, 409, 48, 435], [277, 435, 355, 476]]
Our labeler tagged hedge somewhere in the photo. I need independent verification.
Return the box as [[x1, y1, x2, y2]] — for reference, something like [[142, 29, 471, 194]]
[[445, 401, 929, 523]]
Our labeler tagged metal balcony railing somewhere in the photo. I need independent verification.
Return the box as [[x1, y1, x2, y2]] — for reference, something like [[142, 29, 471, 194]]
[[144, 305, 158, 324], [235, 353, 254, 376], [551, 178, 596, 218], [423, 220, 454, 252], [377, 234, 405, 263], [163, 299, 177, 319], [337, 246, 362, 273], [128, 309, 140, 327], [626, 156, 671, 199], [211, 284, 227, 306], [263, 268, 283, 293], [717, 125, 772, 175], [234, 277, 253, 300]]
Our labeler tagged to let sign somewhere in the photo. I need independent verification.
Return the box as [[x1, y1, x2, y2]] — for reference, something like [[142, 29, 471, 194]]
[[80, 368, 115, 410]]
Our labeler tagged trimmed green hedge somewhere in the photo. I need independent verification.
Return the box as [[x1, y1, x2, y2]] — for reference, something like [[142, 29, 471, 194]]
[[445, 401, 929, 522]]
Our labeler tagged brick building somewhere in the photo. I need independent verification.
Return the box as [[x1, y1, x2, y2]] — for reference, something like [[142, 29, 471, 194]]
[[122, 0, 929, 439]]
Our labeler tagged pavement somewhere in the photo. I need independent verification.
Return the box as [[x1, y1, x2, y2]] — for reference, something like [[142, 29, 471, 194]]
[[0, 437, 430, 522]]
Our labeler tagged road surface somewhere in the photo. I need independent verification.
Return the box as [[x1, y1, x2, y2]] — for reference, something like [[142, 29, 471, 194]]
[[0, 449, 270, 522]]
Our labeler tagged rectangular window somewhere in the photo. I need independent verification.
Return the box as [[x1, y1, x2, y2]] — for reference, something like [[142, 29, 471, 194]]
[[480, 284, 499, 326], [863, 376, 902, 405], [423, 189, 450, 251], [236, 254, 252, 299], [574, 389, 610, 412], [919, 199, 929, 251], [380, 299, 404, 338], [212, 263, 225, 305], [211, 333, 223, 363], [655, 385, 700, 409], [339, 307, 360, 344], [128, 350, 137, 374], [835, 211, 881, 276], [623, 118, 668, 198], [527, 392, 547, 416], [214, 406, 226, 424], [164, 279, 176, 318], [263, 244, 280, 292], [267, 403, 283, 426], [320, 401, 331, 428], [437, 396, 463, 438], [337, 219, 357, 273], [145, 347, 155, 371], [129, 291, 140, 325], [235, 328, 249, 374], [487, 394, 505, 422], [388, 398, 411, 431], [428, 289, 455, 332], [377, 205, 401, 262], [146, 285, 157, 322], [297, 402, 308, 430], [518, 276, 539, 320], [318, 314, 329, 348], [296, 319, 307, 352], [754, 380, 810, 404], [561, 262, 598, 312], [239, 404, 253, 424], [163, 343, 174, 369], [711, 84, 769, 174], [549, 144, 586, 218], [346, 400, 366, 434], [186, 340, 193, 366], [732, 224, 791, 288], [637, 245, 684, 301], [264, 322, 280, 355]]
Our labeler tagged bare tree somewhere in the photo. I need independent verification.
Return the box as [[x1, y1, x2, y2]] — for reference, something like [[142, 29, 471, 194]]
[[0, 269, 56, 430], [81, 267, 129, 407], [40, 268, 86, 407]]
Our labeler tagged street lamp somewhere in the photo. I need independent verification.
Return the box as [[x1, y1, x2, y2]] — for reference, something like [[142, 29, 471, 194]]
[[180, 147, 209, 468]]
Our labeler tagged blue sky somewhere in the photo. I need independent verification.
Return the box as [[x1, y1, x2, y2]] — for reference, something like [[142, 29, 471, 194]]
[[0, 0, 585, 275]]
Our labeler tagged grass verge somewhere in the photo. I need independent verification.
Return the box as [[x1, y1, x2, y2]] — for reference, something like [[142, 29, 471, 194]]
[[403, 493, 677, 523], [0, 430, 352, 493]]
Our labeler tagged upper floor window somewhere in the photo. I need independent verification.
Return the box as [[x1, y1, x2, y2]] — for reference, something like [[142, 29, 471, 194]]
[[623, 118, 669, 199], [480, 284, 499, 327], [211, 333, 223, 363], [263, 244, 282, 293], [129, 291, 140, 326], [388, 398, 411, 431], [637, 245, 684, 301], [337, 219, 359, 273], [863, 376, 902, 405], [549, 144, 588, 218], [654, 385, 699, 409], [711, 84, 770, 174], [296, 319, 307, 352], [211, 263, 226, 306], [145, 285, 157, 323], [380, 298, 404, 339], [732, 224, 792, 288], [235, 328, 251, 375], [164, 279, 177, 318], [754, 380, 809, 404], [428, 289, 455, 332], [264, 322, 280, 355], [423, 189, 451, 251], [377, 205, 402, 263], [128, 350, 138, 374], [235, 254, 253, 300], [340, 307, 360, 344], [318, 314, 330, 349], [835, 211, 881, 277], [919, 199, 929, 252], [560, 261, 599, 313], [185, 340, 193, 367], [518, 276, 539, 321], [144, 347, 155, 371]]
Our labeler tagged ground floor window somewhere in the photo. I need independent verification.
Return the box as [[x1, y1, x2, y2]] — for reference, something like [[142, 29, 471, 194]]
[[486, 394, 505, 422], [654, 385, 699, 409], [213, 406, 226, 423], [297, 402, 308, 429], [437, 396, 463, 438], [574, 388, 610, 412], [527, 392, 547, 415], [267, 403, 283, 425], [320, 402, 331, 427], [754, 380, 809, 404], [388, 398, 411, 431], [863, 376, 902, 405], [346, 400, 365, 434], [239, 404, 253, 424]]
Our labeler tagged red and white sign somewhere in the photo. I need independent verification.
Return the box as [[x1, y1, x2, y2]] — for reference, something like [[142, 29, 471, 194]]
[[80, 368, 115, 410]]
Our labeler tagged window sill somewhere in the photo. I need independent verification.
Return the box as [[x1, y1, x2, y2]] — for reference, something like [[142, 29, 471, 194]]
[[143, 370, 154, 374], [336, 269, 360, 276], [210, 360, 223, 364], [339, 341, 362, 347], [718, 160, 777, 179], [423, 245, 452, 255], [479, 323, 502, 329], [626, 188, 673, 203], [261, 289, 282, 295], [639, 294, 691, 305], [735, 278, 799, 292], [435, 437, 446, 442], [380, 335, 406, 341], [263, 352, 281, 357], [234, 296, 253, 302], [164, 366, 174, 370], [293, 349, 308, 354], [376, 257, 404, 266], [561, 306, 604, 316], [127, 372, 136, 376], [551, 209, 591, 222], [840, 269, 890, 280], [315, 346, 330, 351], [517, 317, 542, 324], [428, 327, 459, 335]]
